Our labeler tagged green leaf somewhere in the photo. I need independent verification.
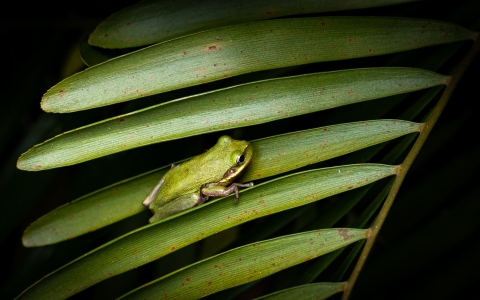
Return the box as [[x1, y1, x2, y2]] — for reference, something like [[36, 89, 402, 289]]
[[19, 67, 440, 171], [89, 0, 421, 49], [23, 121, 418, 247], [41, 17, 472, 113], [78, 37, 139, 67], [293, 178, 394, 285], [338, 86, 443, 166], [120, 230, 364, 299], [255, 282, 345, 300], [17, 164, 395, 299], [228, 205, 311, 252]]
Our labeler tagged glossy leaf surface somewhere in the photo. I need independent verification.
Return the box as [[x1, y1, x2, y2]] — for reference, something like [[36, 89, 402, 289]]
[[41, 17, 471, 112], [89, 0, 421, 48], [19, 67, 442, 171], [23, 121, 418, 246], [120, 230, 365, 299], [17, 164, 396, 299]]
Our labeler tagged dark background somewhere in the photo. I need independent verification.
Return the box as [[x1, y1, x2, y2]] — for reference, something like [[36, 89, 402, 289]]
[[1, 1, 479, 299]]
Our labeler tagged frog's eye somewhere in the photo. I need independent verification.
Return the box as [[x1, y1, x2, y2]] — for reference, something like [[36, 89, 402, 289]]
[[236, 154, 245, 165]]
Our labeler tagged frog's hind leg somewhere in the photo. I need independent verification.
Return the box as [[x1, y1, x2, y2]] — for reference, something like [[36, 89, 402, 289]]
[[149, 193, 200, 223], [144, 164, 182, 207], [143, 176, 166, 206]]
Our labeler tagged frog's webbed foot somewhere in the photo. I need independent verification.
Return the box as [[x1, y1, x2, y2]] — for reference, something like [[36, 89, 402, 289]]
[[198, 182, 254, 205], [229, 182, 255, 201]]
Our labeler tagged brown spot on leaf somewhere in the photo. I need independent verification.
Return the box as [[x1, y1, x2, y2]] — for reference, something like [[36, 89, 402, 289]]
[[118, 118, 125, 123], [338, 228, 355, 240]]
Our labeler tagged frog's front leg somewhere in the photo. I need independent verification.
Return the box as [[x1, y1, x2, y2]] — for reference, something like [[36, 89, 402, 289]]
[[149, 193, 199, 223], [198, 182, 254, 205]]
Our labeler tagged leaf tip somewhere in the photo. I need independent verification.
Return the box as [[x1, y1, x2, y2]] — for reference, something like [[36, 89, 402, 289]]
[[87, 14, 125, 49], [16, 153, 29, 171], [40, 97, 50, 112], [22, 219, 51, 247], [87, 32, 96, 46], [87, 30, 104, 49], [22, 231, 36, 248], [17, 150, 43, 171], [41, 92, 62, 113]]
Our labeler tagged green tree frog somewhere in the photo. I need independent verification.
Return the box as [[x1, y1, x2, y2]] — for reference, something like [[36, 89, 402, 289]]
[[143, 135, 254, 223]]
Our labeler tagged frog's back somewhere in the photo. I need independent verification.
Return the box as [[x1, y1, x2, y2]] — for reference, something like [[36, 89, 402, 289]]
[[155, 153, 225, 205], [154, 135, 250, 206]]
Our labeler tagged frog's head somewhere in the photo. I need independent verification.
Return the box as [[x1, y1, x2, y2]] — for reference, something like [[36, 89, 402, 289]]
[[216, 135, 253, 184]]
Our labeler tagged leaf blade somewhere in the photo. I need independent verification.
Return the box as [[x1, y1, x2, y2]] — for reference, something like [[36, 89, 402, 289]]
[[19, 67, 440, 171], [89, 0, 421, 48], [17, 164, 396, 300], [42, 17, 472, 112], [254, 282, 345, 300], [120, 230, 364, 299], [23, 121, 418, 246], [78, 37, 139, 67]]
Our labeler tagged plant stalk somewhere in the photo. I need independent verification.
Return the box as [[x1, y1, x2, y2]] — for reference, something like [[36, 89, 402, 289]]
[[342, 32, 480, 300]]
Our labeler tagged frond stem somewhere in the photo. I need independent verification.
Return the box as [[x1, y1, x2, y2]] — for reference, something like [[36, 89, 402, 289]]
[[342, 33, 480, 299]]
